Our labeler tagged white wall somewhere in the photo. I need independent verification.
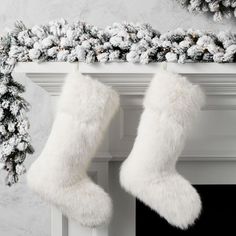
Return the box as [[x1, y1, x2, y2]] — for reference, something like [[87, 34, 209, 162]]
[[0, 0, 236, 33], [0, 0, 235, 236], [0, 75, 53, 236]]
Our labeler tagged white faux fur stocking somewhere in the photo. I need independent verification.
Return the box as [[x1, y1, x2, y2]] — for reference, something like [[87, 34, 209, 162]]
[[27, 72, 119, 227], [120, 71, 205, 229]]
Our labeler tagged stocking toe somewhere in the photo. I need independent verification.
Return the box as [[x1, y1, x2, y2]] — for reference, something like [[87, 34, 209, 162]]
[[138, 174, 201, 229], [60, 179, 113, 227]]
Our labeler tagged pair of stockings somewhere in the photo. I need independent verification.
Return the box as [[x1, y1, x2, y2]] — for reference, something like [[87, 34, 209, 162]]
[[27, 70, 205, 229]]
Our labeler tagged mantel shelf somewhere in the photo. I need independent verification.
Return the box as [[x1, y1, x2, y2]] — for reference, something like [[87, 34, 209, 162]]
[[13, 62, 236, 96], [14, 62, 236, 74]]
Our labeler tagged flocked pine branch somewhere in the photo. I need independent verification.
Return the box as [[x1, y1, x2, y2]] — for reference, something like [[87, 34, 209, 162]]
[[176, 0, 236, 22], [0, 21, 34, 186]]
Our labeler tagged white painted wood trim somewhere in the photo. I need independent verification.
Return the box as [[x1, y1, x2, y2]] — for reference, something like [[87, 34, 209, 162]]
[[14, 62, 79, 73], [80, 62, 236, 74], [51, 207, 68, 236], [14, 62, 236, 96], [14, 62, 236, 74]]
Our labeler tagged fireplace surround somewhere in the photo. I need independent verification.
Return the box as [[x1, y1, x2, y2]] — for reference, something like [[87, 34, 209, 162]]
[[14, 62, 236, 236]]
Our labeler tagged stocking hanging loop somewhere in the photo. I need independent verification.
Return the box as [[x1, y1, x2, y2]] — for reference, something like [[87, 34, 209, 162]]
[[161, 61, 167, 71]]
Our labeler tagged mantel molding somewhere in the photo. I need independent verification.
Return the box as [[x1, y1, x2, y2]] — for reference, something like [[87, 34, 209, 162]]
[[13, 62, 236, 96], [14, 61, 236, 74], [13, 62, 236, 163], [14, 62, 236, 74]]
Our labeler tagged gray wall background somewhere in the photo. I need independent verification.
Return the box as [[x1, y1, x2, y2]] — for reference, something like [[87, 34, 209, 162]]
[[1, 0, 236, 33], [0, 0, 235, 236]]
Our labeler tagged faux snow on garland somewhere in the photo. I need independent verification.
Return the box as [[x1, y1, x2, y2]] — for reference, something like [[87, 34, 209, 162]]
[[1, 19, 236, 186], [176, 0, 236, 22]]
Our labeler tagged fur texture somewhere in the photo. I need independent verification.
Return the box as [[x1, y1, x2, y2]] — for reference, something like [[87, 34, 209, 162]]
[[27, 72, 120, 227], [120, 70, 205, 229]]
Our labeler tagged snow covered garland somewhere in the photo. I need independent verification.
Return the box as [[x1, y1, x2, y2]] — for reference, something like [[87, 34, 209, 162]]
[[1, 19, 236, 186], [176, 0, 236, 22]]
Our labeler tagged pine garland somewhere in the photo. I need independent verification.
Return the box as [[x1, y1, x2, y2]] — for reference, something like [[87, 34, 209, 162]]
[[0, 22, 34, 186], [1, 19, 236, 186], [176, 0, 236, 22]]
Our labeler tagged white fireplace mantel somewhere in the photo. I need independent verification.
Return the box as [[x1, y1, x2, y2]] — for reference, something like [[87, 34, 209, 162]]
[[14, 62, 236, 96], [14, 62, 236, 236]]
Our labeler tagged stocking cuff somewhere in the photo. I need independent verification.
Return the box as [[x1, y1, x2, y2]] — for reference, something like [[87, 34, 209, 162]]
[[57, 72, 120, 122], [143, 70, 205, 126]]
